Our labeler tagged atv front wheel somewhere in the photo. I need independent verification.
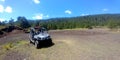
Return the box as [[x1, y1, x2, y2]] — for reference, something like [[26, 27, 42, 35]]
[[35, 41, 39, 49], [29, 40, 33, 43]]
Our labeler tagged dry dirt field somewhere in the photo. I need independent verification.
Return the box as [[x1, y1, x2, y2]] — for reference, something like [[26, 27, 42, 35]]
[[0, 29, 120, 60]]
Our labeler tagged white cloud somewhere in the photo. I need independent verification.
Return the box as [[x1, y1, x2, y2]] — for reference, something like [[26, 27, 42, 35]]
[[0, 18, 5, 22], [0, 5, 12, 13], [32, 14, 49, 20], [0, 0, 5, 2], [33, 0, 40, 4], [5, 6, 12, 13], [65, 10, 72, 14], [102, 8, 108, 12], [33, 14, 43, 19], [0, 5, 4, 13], [81, 14, 89, 16], [45, 15, 49, 18]]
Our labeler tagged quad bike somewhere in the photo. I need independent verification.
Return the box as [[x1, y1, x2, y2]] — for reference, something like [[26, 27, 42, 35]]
[[29, 27, 53, 49]]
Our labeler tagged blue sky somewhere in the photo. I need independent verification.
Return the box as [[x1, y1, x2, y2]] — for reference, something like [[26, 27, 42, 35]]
[[0, 0, 120, 21]]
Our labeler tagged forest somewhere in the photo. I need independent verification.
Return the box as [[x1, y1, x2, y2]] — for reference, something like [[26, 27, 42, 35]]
[[0, 14, 120, 30]]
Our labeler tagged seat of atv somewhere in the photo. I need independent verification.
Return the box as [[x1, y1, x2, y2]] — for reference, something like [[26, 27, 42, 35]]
[[30, 27, 47, 40]]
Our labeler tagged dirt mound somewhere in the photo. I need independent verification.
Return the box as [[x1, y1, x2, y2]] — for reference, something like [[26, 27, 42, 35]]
[[9, 30, 24, 35], [0, 26, 24, 38], [1, 26, 23, 32]]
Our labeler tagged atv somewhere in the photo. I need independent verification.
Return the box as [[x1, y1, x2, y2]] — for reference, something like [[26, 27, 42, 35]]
[[29, 27, 52, 49]]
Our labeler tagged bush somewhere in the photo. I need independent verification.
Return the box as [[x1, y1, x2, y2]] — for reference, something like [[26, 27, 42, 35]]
[[84, 25, 93, 29]]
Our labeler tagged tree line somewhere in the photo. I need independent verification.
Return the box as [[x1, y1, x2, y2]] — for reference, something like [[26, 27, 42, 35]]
[[0, 14, 120, 30]]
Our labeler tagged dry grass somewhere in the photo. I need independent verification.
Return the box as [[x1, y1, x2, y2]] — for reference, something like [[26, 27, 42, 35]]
[[2, 43, 14, 50], [0, 40, 28, 54]]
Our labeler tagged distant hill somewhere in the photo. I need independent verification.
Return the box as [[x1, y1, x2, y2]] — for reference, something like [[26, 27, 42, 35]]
[[28, 14, 120, 29]]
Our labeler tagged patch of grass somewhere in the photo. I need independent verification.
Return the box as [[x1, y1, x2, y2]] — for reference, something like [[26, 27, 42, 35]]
[[109, 28, 120, 32], [55, 28, 88, 31], [2, 40, 28, 51], [23, 29, 30, 33], [2, 43, 14, 50], [0, 26, 5, 30], [0, 40, 29, 60], [16, 40, 28, 46]]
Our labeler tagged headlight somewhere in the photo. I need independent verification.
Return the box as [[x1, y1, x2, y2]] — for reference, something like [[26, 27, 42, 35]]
[[48, 36, 50, 38], [46, 36, 50, 39]]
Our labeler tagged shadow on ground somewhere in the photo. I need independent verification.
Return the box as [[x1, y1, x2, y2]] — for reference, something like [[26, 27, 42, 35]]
[[31, 41, 55, 49], [38, 42, 55, 49]]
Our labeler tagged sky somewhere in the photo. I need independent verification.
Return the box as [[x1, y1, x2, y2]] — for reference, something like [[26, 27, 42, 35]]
[[0, 0, 120, 21]]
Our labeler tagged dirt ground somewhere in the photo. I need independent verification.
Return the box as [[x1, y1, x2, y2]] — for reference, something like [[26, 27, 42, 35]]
[[0, 29, 120, 60]]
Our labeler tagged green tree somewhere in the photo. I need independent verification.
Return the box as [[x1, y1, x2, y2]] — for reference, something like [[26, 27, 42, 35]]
[[9, 18, 14, 26], [35, 21, 39, 26], [17, 16, 31, 28], [107, 20, 118, 29]]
